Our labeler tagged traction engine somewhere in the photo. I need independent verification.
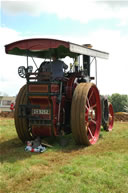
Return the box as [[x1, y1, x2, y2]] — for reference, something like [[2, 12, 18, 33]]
[[5, 38, 114, 146]]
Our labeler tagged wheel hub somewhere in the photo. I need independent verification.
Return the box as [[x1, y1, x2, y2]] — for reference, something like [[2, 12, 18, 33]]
[[88, 108, 95, 121]]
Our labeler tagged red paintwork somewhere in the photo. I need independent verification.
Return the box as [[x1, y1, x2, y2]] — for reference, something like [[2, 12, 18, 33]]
[[29, 96, 52, 136], [29, 93, 61, 137], [28, 76, 75, 138], [66, 76, 76, 99], [51, 96, 59, 136], [5, 38, 69, 53], [29, 84, 48, 93], [32, 125, 52, 137], [85, 85, 101, 145], [29, 84, 60, 93], [51, 84, 60, 93], [29, 97, 51, 119], [108, 103, 114, 131]]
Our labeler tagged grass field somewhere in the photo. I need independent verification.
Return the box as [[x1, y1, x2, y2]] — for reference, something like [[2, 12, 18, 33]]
[[0, 118, 128, 193]]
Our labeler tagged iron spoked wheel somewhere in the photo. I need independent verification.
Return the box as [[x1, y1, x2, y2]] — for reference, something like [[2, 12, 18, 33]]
[[14, 85, 34, 143], [71, 83, 101, 146], [107, 102, 114, 131], [103, 102, 114, 131]]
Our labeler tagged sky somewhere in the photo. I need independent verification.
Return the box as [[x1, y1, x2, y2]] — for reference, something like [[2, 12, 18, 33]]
[[0, 0, 128, 96]]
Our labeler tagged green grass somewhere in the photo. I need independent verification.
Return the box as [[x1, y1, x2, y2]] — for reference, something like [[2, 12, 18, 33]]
[[0, 118, 128, 193]]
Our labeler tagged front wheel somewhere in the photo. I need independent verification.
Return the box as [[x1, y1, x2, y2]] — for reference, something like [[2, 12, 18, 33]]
[[71, 83, 101, 146]]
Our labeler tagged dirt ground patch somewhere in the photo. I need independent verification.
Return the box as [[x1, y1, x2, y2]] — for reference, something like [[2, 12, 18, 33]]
[[0, 111, 14, 118], [114, 112, 128, 122]]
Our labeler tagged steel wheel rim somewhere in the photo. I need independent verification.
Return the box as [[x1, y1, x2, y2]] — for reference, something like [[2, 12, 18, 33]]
[[85, 86, 101, 144]]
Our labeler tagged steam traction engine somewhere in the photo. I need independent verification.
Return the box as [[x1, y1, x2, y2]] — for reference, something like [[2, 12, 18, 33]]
[[5, 38, 114, 146]]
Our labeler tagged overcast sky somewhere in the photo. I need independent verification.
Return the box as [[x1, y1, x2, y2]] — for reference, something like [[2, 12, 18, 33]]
[[0, 0, 128, 96]]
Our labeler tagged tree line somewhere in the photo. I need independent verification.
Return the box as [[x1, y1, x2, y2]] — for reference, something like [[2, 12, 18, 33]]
[[108, 94, 128, 113]]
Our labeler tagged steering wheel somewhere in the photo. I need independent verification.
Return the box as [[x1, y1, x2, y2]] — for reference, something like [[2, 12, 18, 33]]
[[18, 66, 26, 78]]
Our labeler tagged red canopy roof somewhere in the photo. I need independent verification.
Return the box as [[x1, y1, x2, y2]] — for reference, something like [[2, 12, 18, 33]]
[[5, 38, 109, 59], [5, 38, 69, 52]]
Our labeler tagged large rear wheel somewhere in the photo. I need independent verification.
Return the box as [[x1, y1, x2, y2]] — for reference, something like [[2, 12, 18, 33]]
[[14, 85, 33, 143], [71, 83, 101, 146]]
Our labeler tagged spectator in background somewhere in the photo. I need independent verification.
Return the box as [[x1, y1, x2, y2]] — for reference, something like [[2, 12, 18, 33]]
[[10, 102, 15, 112]]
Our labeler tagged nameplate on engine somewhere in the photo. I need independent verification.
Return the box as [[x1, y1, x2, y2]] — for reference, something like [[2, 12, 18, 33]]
[[32, 109, 49, 115]]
